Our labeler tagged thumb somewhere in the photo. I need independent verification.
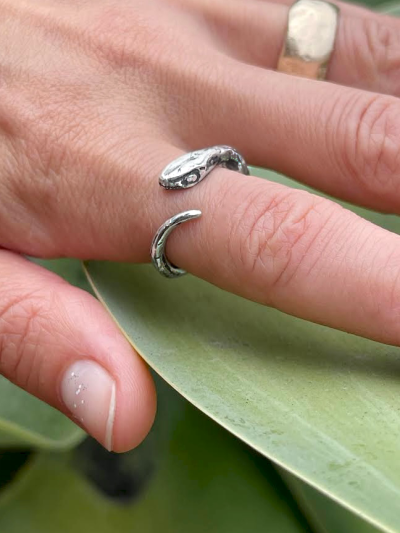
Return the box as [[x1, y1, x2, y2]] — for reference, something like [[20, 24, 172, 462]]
[[0, 251, 156, 452]]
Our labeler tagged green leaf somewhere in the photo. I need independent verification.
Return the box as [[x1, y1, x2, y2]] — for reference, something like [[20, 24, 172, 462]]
[[380, 2, 400, 14], [0, 259, 87, 449], [359, 0, 396, 8], [0, 377, 83, 449], [281, 471, 382, 533], [0, 379, 309, 533], [85, 167, 400, 533]]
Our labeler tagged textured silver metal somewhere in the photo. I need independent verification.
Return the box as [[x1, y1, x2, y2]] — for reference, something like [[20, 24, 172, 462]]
[[151, 210, 201, 278], [159, 145, 249, 190], [151, 146, 249, 278], [278, 0, 339, 80]]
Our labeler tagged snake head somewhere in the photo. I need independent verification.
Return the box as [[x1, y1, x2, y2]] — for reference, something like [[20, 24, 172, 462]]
[[159, 148, 213, 190], [159, 146, 249, 190]]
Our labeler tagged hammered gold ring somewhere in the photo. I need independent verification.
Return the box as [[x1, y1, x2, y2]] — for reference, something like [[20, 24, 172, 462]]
[[277, 0, 340, 80]]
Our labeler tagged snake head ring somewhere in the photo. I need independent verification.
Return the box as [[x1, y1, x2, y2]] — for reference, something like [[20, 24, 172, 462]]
[[159, 145, 249, 190], [151, 145, 249, 278]]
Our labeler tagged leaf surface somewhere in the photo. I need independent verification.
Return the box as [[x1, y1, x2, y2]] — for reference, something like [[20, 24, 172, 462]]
[[86, 168, 400, 533], [0, 379, 308, 533]]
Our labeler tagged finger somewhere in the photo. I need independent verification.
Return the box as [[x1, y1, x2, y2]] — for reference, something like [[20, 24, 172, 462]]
[[173, 62, 400, 215], [6, 72, 400, 256], [157, 164, 400, 347], [0, 252, 156, 452], [181, 0, 400, 96], [2, 0, 400, 257]]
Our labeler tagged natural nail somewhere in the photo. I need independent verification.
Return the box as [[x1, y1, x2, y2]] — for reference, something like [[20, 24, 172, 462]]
[[61, 359, 116, 451]]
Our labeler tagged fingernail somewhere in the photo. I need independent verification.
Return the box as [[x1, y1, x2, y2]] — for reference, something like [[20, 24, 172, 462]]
[[61, 360, 116, 451]]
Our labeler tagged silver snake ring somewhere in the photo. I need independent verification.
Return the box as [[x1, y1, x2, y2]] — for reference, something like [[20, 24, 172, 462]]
[[151, 145, 249, 278]]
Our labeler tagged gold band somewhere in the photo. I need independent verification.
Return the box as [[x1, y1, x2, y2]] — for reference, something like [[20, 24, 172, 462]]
[[277, 0, 339, 80]]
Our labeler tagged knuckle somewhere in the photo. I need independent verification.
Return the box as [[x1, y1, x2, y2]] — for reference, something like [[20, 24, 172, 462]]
[[342, 16, 400, 92], [88, 5, 170, 71], [360, 17, 400, 90], [340, 94, 400, 198], [0, 288, 51, 391], [0, 96, 85, 238], [232, 187, 334, 301], [12, 140, 60, 204]]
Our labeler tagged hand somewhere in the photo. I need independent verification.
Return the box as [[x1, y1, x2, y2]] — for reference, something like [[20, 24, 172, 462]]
[[0, 0, 400, 451]]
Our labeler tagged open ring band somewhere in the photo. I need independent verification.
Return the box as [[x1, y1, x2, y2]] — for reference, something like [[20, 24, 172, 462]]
[[151, 145, 249, 278]]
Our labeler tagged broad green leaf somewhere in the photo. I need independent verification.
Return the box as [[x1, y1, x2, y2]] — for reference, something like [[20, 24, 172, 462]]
[[0, 259, 87, 449], [0, 378, 83, 449], [0, 379, 309, 533], [281, 471, 382, 533], [85, 167, 400, 533], [360, 0, 397, 9], [381, 2, 400, 14]]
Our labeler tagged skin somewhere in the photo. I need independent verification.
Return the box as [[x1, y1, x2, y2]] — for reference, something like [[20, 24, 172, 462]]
[[1, 0, 400, 451]]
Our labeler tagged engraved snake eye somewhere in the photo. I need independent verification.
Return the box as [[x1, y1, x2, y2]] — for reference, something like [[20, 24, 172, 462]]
[[182, 172, 200, 187]]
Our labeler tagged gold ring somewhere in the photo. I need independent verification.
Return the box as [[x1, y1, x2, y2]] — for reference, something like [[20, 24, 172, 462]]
[[277, 0, 339, 80]]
